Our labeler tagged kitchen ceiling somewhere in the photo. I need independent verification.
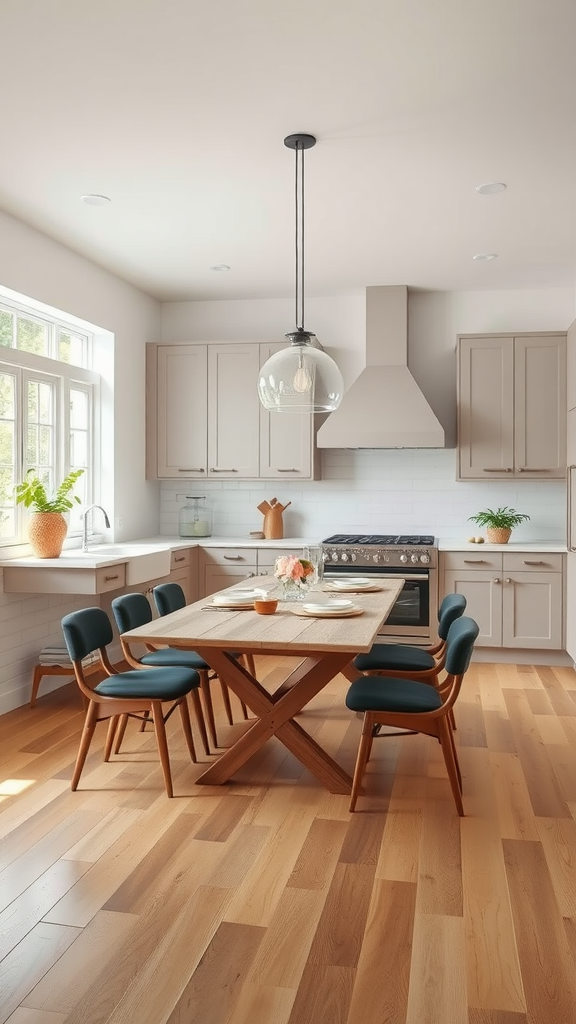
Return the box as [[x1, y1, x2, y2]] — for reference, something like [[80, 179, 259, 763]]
[[1, 0, 576, 302]]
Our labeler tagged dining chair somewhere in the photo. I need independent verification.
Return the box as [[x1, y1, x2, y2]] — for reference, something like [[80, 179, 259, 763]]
[[342, 593, 467, 683], [152, 582, 250, 746], [111, 592, 210, 756], [61, 606, 203, 797], [345, 615, 479, 814]]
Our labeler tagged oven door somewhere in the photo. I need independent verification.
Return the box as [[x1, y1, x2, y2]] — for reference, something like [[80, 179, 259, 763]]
[[324, 566, 437, 645]]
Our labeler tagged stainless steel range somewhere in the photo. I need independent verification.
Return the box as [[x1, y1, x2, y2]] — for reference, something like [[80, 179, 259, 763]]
[[322, 534, 438, 646]]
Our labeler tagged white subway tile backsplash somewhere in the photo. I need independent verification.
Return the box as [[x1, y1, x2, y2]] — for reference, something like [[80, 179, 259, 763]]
[[160, 449, 566, 541]]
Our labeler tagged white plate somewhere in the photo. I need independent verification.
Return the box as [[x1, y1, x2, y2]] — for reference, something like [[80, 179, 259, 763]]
[[331, 577, 372, 588], [302, 598, 354, 614], [212, 588, 266, 606], [295, 604, 362, 618]]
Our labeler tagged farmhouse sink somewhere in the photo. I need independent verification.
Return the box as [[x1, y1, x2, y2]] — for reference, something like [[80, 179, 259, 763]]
[[59, 543, 172, 584]]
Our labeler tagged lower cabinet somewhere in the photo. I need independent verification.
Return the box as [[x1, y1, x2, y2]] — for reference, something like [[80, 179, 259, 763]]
[[441, 551, 564, 649], [198, 545, 304, 597]]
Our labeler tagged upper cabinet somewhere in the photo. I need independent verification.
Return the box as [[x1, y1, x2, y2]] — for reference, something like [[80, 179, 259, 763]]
[[457, 333, 566, 481], [147, 342, 318, 480]]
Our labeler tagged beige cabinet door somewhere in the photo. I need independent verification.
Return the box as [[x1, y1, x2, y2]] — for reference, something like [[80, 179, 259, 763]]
[[155, 345, 208, 479], [258, 343, 315, 479], [443, 570, 503, 646], [203, 564, 256, 598], [501, 572, 563, 649], [567, 318, 576, 413], [199, 548, 257, 598], [458, 336, 514, 480], [514, 335, 566, 478], [208, 344, 260, 478]]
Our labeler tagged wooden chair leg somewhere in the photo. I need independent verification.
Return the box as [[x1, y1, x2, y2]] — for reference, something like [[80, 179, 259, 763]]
[[200, 672, 218, 748], [104, 717, 119, 761], [189, 689, 210, 755], [178, 699, 197, 764], [220, 679, 234, 725], [349, 712, 375, 812], [113, 714, 130, 755], [438, 718, 464, 815], [30, 664, 45, 708], [151, 700, 173, 798], [71, 701, 99, 791]]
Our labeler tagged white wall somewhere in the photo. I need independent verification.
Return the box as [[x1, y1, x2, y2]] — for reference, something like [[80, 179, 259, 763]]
[[0, 209, 161, 713], [159, 286, 574, 540]]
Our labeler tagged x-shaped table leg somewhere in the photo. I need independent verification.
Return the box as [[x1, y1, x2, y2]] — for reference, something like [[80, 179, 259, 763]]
[[193, 647, 354, 793]]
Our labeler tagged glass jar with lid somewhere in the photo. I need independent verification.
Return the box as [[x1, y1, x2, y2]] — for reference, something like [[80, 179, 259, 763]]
[[177, 495, 212, 538]]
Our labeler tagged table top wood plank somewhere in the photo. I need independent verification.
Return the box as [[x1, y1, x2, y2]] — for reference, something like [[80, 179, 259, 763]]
[[122, 578, 405, 655]]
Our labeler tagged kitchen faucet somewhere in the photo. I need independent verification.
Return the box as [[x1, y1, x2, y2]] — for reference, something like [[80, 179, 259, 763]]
[[82, 504, 110, 551]]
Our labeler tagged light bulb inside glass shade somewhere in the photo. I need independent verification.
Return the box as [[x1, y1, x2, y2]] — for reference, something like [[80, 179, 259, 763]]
[[293, 353, 314, 393], [258, 340, 344, 413]]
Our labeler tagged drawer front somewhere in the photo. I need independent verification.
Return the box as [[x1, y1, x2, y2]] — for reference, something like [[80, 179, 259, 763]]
[[170, 548, 191, 570], [503, 552, 563, 573], [96, 564, 127, 593], [441, 551, 503, 571], [202, 548, 256, 568]]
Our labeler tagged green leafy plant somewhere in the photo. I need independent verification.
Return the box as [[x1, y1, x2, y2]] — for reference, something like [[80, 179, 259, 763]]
[[14, 469, 84, 513], [468, 506, 530, 530]]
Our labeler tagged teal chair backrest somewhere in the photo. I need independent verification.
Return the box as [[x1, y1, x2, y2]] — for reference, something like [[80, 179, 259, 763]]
[[62, 607, 113, 662], [438, 593, 467, 640], [444, 616, 479, 676], [154, 582, 186, 616], [112, 592, 153, 634]]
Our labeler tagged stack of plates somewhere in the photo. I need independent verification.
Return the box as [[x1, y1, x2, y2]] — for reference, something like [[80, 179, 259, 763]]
[[300, 598, 358, 617], [212, 588, 267, 608], [329, 577, 373, 591]]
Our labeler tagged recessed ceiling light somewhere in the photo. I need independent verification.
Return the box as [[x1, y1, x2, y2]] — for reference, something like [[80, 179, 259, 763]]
[[473, 253, 498, 261], [210, 264, 231, 271], [476, 182, 507, 195], [81, 194, 111, 206]]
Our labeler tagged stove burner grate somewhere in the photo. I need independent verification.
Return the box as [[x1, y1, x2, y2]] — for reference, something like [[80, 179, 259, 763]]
[[323, 534, 435, 546]]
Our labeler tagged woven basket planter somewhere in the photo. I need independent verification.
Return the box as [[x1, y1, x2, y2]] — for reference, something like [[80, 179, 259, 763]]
[[28, 512, 68, 558], [486, 527, 512, 545]]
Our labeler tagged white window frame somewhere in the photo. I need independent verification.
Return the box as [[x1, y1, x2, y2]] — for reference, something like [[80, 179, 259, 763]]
[[0, 347, 100, 549]]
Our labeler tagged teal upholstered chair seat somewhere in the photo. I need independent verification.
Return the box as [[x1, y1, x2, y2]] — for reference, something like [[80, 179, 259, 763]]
[[346, 676, 443, 715], [353, 593, 467, 677]]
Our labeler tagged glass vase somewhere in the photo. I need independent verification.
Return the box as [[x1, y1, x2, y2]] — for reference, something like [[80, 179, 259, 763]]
[[278, 579, 311, 602]]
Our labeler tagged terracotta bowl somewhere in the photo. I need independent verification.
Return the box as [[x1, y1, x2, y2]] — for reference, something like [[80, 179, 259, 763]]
[[254, 599, 278, 615]]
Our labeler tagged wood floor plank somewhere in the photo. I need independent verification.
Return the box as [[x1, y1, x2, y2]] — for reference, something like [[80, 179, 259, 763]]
[[245, 887, 326, 989], [406, 912, 468, 1024], [502, 689, 570, 818], [415, 792, 462, 917], [503, 838, 576, 1024], [4, 1009, 67, 1024], [0, 922, 78, 1024], [286, 816, 348, 890], [345, 878, 417, 1024], [468, 1011, 527, 1024], [488, 752, 539, 841], [307, 862, 376, 969], [535, 817, 576, 916], [0, 859, 90, 961], [225, 983, 296, 1024], [287, 964, 356, 1024], [21, 910, 137, 1014]]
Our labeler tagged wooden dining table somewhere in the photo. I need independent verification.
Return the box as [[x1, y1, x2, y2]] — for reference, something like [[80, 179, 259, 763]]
[[121, 576, 404, 794]]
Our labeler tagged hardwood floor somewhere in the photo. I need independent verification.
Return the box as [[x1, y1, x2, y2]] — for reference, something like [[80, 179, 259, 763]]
[[1, 658, 576, 1024]]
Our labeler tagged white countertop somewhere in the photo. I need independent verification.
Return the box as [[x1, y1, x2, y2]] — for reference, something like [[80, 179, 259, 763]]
[[0, 535, 318, 569], [438, 539, 566, 553]]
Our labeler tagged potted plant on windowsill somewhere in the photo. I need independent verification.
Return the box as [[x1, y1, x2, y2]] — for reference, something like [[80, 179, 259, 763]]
[[468, 506, 530, 545], [15, 469, 84, 558]]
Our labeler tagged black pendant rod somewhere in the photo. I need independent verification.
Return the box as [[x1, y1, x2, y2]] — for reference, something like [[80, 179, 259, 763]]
[[284, 134, 316, 334]]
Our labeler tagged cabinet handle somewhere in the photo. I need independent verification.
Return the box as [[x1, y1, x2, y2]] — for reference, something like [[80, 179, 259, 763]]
[[505, 578, 512, 584], [464, 558, 486, 563], [483, 468, 513, 472], [493, 578, 501, 584], [517, 468, 549, 473], [277, 468, 298, 472], [104, 574, 120, 582], [210, 468, 238, 473], [223, 554, 243, 561], [178, 468, 205, 473], [173, 556, 185, 563], [523, 560, 544, 565]]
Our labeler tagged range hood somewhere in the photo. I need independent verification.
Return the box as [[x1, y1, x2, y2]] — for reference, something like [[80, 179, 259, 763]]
[[316, 285, 445, 448]]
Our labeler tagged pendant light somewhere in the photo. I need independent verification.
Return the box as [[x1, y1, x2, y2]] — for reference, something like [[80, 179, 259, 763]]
[[258, 134, 344, 414]]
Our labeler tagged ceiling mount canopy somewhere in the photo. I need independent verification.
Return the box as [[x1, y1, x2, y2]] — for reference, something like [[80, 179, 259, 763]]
[[257, 134, 344, 414]]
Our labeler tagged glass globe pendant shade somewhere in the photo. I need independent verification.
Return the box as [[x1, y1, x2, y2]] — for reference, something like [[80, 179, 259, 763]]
[[258, 330, 344, 413]]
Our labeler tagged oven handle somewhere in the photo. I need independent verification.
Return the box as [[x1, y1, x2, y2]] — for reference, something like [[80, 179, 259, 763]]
[[325, 572, 429, 582]]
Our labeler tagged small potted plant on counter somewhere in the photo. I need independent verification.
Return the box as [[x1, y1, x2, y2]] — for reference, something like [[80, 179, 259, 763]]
[[468, 506, 530, 545], [15, 468, 84, 558]]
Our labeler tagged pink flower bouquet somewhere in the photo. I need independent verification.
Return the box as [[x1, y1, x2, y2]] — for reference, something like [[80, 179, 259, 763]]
[[274, 554, 314, 598]]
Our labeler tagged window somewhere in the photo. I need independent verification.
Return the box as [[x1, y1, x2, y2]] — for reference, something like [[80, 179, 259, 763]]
[[0, 298, 98, 546]]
